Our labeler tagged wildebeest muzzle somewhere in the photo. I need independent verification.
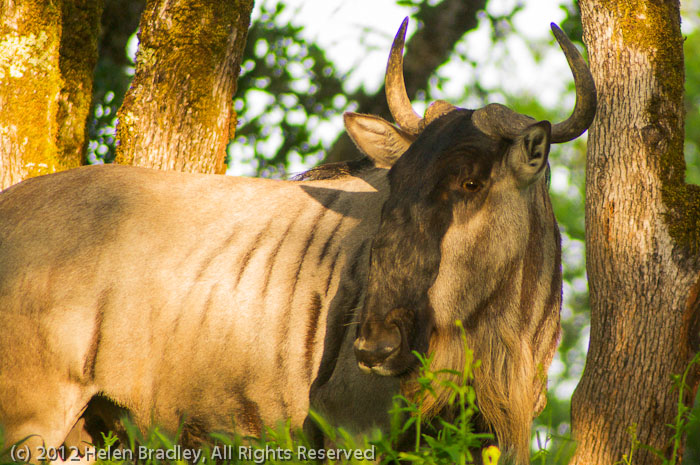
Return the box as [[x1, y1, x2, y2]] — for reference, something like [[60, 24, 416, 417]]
[[353, 307, 418, 376]]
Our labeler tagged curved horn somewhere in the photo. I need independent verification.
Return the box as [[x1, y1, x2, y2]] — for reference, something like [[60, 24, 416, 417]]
[[473, 24, 596, 143], [550, 23, 597, 143], [472, 103, 536, 140], [385, 18, 423, 135]]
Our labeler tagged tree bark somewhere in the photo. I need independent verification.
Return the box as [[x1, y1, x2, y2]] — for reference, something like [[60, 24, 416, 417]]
[[571, 1, 700, 464], [115, 0, 253, 174], [321, 0, 486, 165], [57, 0, 105, 167], [0, 0, 102, 190]]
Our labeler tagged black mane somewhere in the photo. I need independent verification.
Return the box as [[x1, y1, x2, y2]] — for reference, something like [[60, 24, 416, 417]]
[[293, 156, 375, 181]]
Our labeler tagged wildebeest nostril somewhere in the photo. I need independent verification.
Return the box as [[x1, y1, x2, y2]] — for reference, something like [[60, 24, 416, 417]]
[[353, 332, 400, 371], [354, 311, 406, 374], [355, 337, 396, 358]]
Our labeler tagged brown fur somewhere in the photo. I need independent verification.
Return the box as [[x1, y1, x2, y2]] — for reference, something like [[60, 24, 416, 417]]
[[0, 163, 395, 460]]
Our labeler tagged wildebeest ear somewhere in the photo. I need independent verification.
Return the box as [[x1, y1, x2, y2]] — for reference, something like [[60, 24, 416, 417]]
[[343, 112, 415, 169], [509, 121, 552, 186]]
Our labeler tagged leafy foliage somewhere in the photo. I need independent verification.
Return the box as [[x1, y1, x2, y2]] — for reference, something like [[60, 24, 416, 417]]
[[86, 28, 135, 165], [683, 27, 700, 186], [229, 2, 354, 177], [376, 321, 494, 465]]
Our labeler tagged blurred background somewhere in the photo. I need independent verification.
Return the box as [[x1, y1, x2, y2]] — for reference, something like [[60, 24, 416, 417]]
[[86, 0, 700, 460]]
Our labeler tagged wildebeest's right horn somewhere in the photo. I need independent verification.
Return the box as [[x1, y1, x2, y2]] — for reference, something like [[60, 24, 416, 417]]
[[549, 23, 597, 143], [385, 17, 423, 136]]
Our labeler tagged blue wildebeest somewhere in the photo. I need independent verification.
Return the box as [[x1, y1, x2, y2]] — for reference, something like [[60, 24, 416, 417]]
[[0, 19, 595, 464]]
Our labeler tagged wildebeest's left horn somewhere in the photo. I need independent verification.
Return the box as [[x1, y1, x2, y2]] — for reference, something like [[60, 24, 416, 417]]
[[473, 23, 597, 143], [385, 18, 424, 135]]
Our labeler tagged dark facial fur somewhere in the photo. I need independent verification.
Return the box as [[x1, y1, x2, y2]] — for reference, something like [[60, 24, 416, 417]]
[[355, 109, 508, 374]]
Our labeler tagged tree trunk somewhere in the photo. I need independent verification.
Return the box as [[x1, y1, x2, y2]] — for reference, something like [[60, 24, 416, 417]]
[[571, 1, 700, 464], [57, 0, 105, 166], [0, 0, 102, 190], [115, 0, 253, 173]]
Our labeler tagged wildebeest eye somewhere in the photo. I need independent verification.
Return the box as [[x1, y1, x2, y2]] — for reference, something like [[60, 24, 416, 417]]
[[461, 180, 481, 192]]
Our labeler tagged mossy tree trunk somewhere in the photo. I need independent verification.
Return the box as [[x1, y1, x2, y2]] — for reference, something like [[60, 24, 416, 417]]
[[571, 1, 700, 464], [0, 0, 103, 190], [115, 0, 253, 174]]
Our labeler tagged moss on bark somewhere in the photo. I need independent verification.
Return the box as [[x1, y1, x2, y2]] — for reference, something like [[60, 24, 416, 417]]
[[0, 0, 103, 189], [115, 0, 253, 174], [0, 1, 63, 188], [603, 0, 699, 252], [56, 0, 104, 167]]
